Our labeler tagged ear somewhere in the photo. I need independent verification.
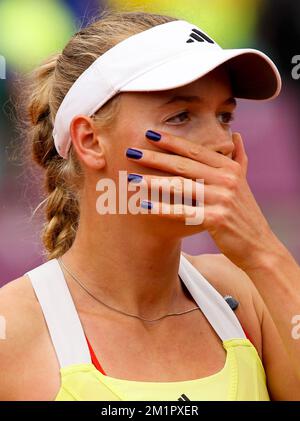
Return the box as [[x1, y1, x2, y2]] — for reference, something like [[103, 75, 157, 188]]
[[69, 114, 106, 170]]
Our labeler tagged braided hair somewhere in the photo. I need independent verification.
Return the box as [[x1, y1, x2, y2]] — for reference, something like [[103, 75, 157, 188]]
[[25, 10, 177, 259]]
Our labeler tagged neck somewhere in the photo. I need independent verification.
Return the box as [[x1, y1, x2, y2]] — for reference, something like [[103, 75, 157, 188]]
[[62, 209, 189, 321]]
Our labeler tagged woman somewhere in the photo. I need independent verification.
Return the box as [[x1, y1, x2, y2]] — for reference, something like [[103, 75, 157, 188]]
[[1, 10, 300, 401]]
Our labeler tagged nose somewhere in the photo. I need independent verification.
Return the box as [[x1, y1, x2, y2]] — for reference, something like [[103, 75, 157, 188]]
[[215, 139, 235, 158], [200, 124, 235, 159]]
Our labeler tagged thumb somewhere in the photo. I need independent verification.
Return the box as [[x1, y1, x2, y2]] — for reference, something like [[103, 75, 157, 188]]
[[232, 132, 248, 176]]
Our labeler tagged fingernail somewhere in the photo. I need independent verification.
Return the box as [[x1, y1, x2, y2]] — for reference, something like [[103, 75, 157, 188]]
[[141, 200, 153, 210], [145, 130, 161, 141], [128, 173, 143, 183], [126, 148, 143, 159]]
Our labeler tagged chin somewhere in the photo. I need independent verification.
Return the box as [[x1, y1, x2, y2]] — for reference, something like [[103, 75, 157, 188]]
[[140, 210, 206, 240]]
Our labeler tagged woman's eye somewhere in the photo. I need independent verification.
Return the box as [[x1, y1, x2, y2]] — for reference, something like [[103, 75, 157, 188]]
[[165, 111, 190, 125], [218, 112, 234, 124]]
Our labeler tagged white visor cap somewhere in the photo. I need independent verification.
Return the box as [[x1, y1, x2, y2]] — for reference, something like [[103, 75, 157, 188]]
[[53, 20, 281, 159]]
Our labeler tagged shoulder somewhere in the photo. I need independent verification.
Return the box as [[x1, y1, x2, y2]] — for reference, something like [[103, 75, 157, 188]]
[[0, 274, 59, 400], [0, 274, 43, 344], [182, 251, 264, 318], [181, 252, 263, 356], [183, 252, 300, 399]]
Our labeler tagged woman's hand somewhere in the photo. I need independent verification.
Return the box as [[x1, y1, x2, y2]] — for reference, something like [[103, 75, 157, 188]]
[[125, 130, 277, 272], [126, 129, 300, 383]]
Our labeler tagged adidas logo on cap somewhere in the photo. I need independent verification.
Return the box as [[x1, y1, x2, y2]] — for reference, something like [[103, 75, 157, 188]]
[[178, 393, 191, 401], [186, 28, 215, 44]]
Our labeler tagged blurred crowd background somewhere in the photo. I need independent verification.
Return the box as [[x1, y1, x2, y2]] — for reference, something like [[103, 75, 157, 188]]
[[0, 0, 299, 286]]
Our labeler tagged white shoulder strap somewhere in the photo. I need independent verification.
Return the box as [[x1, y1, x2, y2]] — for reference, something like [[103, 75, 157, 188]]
[[179, 253, 246, 341], [26, 254, 245, 370], [26, 259, 91, 368]]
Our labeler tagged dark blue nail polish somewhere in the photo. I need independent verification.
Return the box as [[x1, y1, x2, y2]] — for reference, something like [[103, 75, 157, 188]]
[[141, 200, 152, 210], [128, 173, 143, 183], [126, 148, 143, 159], [224, 295, 239, 311], [145, 130, 161, 141]]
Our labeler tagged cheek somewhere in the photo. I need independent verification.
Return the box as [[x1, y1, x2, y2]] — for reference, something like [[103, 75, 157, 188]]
[[104, 124, 146, 176], [114, 113, 152, 150]]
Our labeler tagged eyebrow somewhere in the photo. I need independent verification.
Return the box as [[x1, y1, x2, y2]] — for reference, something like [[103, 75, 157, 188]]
[[161, 95, 237, 107]]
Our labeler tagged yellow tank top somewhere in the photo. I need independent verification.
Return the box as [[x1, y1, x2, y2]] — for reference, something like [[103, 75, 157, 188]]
[[26, 253, 270, 401]]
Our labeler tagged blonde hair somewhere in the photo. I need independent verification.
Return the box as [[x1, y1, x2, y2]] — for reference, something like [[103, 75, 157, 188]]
[[25, 10, 177, 260]]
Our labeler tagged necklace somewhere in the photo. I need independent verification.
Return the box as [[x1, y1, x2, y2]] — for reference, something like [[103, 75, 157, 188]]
[[58, 257, 201, 323]]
